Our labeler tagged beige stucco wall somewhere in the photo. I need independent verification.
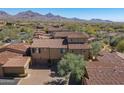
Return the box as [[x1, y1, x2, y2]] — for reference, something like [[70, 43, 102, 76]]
[[3, 67, 25, 74], [0, 66, 3, 77], [24, 62, 30, 74], [2, 62, 29, 75], [31, 48, 67, 61], [69, 49, 90, 60], [32, 48, 49, 60], [49, 48, 67, 59], [31, 47, 91, 63]]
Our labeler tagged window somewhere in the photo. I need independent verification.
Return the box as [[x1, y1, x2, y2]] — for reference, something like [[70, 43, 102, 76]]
[[60, 48, 66, 54], [38, 48, 41, 53], [32, 48, 36, 53], [71, 50, 74, 53]]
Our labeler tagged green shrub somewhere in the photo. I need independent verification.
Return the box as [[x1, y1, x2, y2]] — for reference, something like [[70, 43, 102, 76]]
[[116, 40, 124, 53]]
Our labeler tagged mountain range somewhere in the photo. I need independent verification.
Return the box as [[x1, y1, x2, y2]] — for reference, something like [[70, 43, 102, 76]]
[[0, 10, 113, 23]]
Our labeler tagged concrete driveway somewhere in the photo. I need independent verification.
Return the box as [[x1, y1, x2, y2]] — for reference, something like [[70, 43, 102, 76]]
[[18, 69, 52, 85], [0, 78, 20, 85]]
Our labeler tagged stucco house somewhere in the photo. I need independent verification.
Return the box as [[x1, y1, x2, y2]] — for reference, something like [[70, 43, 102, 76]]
[[30, 31, 91, 65]]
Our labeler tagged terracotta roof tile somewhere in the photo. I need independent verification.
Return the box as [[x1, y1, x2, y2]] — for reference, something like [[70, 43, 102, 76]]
[[86, 52, 124, 85], [0, 43, 29, 65], [54, 32, 89, 39], [0, 51, 21, 65], [31, 39, 67, 48], [2, 56, 31, 67], [5, 43, 29, 53]]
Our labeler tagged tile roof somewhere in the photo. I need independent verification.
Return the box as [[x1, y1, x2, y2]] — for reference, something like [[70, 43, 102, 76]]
[[5, 43, 29, 54], [0, 51, 22, 65], [86, 52, 124, 85], [47, 27, 63, 32], [0, 43, 29, 65], [31, 39, 91, 49], [33, 31, 52, 39], [34, 31, 46, 34], [54, 32, 89, 39], [2, 56, 31, 67], [48, 27, 69, 32], [86, 68, 124, 85], [31, 39, 67, 48], [33, 35, 50, 39]]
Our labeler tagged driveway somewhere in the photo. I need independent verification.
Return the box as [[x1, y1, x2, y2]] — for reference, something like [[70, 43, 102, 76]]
[[18, 69, 52, 85], [0, 78, 20, 85]]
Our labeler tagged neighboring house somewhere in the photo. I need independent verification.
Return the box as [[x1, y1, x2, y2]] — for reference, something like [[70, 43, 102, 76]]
[[48, 23, 64, 28], [33, 31, 51, 39], [53, 32, 89, 43], [36, 25, 44, 30], [6, 22, 16, 26], [46, 26, 69, 34], [0, 43, 31, 77], [0, 20, 6, 27], [2, 56, 30, 77]]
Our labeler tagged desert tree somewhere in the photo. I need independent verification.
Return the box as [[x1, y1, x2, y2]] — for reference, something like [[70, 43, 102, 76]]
[[91, 41, 101, 60], [116, 40, 124, 53], [57, 53, 88, 84]]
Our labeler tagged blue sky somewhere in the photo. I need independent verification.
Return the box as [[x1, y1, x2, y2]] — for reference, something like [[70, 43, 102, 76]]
[[0, 8, 124, 22]]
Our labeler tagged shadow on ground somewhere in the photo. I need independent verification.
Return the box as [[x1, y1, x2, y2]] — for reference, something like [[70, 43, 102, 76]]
[[0, 77, 20, 85], [29, 63, 50, 69], [44, 79, 67, 85]]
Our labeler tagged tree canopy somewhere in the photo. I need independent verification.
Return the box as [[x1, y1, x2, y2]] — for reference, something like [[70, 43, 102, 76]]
[[0, 25, 34, 43], [57, 53, 87, 82], [91, 41, 101, 57]]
